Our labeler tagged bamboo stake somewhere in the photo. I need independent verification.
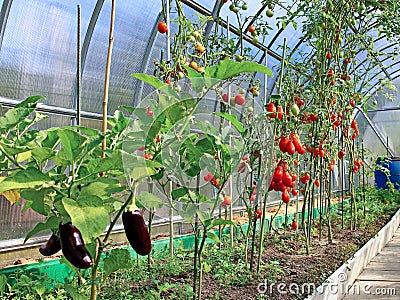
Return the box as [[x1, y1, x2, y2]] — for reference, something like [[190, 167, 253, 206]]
[[101, 0, 115, 159], [76, 4, 81, 126]]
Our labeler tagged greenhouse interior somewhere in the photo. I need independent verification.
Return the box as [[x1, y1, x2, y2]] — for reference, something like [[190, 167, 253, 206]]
[[1, 0, 400, 299]]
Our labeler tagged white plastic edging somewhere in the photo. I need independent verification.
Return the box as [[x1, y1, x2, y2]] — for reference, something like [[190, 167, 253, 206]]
[[305, 207, 400, 300]]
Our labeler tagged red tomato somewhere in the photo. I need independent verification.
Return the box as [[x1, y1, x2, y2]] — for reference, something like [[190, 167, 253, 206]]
[[273, 166, 284, 182], [277, 106, 284, 120], [147, 108, 154, 117], [144, 153, 153, 160], [248, 25, 256, 33], [157, 22, 168, 34], [203, 172, 213, 181], [291, 188, 298, 196], [286, 142, 296, 155], [235, 94, 246, 105], [282, 190, 290, 203], [326, 52, 332, 59], [279, 136, 289, 153], [282, 171, 293, 187], [267, 102, 277, 118], [292, 220, 298, 229], [315, 179, 320, 187], [222, 93, 229, 103]]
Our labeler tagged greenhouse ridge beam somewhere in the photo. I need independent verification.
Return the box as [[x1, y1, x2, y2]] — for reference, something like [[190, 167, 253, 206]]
[[180, 0, 283, 62]]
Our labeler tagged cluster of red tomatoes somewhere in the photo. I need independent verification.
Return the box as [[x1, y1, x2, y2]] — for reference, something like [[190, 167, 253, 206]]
[[279, 133, 306, 155], [269, 160, 298, 203]]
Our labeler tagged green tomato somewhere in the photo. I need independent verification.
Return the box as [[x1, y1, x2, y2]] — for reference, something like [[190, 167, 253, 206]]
[[266, 9, 274, 17], [247, 106, 254, 113], [235, 55, 244, 62], [239, 88, 246, 94], [252, 36, 259, 43], [290, 103, 300, 116], [242, 4, 248, 10], [253, 90, 260, 97], [232, 6, 240, 13]]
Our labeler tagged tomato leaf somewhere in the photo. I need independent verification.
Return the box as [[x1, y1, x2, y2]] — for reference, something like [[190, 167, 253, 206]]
[[205, 60, 273, 81], [214, 112, 245, 134]]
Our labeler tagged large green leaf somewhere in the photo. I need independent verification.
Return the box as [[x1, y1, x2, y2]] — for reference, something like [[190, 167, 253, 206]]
[[31, 147, 56, 163], [79, 177, 124, 200], [205, 59, 273, 80], [103, 248, 133, 275], [0, 108, 36, 131], [87, 150, 123, 174], [0, 167, 51, 193], [21, 189, 53, 216], [136, 191, 163, 208], [206, 231, 220, 244], [62, 196, 109, 242], [58, 129, 86, 163], [171, 187, 188, 200], [15, 95, 44, 108], [131, 74, 178, 97], [131, 73, 166, 89], [24, 215, 59, 243]]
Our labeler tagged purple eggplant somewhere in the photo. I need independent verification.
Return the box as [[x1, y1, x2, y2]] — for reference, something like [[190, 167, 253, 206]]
[[59, 222, 92, 269], [122, 210, 152, 256], [39, 234, 61, 256]]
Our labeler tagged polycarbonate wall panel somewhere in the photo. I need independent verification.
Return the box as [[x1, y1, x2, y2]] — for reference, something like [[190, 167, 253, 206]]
[[0, 0, 94, 107], [81, 0, 161, 113]]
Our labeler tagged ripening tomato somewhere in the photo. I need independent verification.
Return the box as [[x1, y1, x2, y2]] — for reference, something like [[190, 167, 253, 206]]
[[222, 195, 232, 206], [282, 190, 290, 203], [267, 102, 277, 118], [157, 22, 168, 34], [250, 195, 256, 202], [144, 153, 154, 160], [203, 172, 213, 182], [248, 25, 256, 33], [277, 106, 284, 120]]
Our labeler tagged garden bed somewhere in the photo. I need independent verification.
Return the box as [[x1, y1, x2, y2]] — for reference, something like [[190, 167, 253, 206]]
[[95, 199, 400, 300]]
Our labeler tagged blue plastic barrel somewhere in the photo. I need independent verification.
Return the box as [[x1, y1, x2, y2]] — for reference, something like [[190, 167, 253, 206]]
[[375, 157, 400, 190]]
